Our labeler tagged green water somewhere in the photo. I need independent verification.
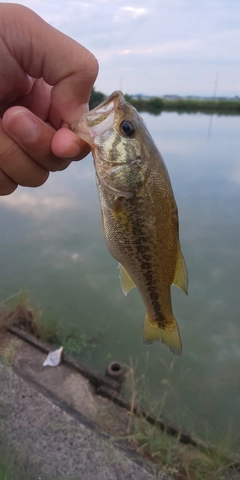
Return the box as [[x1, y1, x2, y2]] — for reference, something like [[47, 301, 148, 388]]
[[1, 112, 240, 448]]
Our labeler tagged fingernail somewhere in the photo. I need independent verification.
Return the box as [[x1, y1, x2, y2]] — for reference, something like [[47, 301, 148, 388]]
[[6, 110, 38, 142]]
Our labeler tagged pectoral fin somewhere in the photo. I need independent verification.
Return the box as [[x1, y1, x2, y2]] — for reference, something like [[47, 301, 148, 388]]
[[100, 206, 106, 240], [119, 264, 136, 296], [143, 313, 182, 357], [173, 244, 188, 295]]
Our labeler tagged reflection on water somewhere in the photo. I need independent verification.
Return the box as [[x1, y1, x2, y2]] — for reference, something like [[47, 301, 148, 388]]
[[1, 112, 240, 447]]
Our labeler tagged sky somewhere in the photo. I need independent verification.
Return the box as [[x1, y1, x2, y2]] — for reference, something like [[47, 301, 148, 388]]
[[4, 0, 240, 97]]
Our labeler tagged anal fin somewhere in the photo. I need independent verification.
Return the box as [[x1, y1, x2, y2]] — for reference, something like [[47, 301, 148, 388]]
[[118, 264, 136, 296], [173, 243, 188, 295]]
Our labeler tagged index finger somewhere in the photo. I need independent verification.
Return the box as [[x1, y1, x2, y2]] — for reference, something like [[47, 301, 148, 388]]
[[1, 3, 98, 124]]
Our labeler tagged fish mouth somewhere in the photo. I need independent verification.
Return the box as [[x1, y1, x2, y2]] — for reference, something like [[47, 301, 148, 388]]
[[70, 91, 125, 145]]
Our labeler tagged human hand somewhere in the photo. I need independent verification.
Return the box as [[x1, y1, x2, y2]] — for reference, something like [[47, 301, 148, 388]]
[[0, 3, 98, 195]]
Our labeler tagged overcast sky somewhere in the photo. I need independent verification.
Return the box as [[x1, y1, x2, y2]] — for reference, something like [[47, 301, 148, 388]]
[[6, 0, 240, 97]]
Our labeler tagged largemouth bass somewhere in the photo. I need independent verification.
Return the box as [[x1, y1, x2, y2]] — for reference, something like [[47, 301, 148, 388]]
[[71, 91, 188, 356]]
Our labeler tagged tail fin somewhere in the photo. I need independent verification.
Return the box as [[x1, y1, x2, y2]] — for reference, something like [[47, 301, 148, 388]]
[[143, 313, 182, 357]]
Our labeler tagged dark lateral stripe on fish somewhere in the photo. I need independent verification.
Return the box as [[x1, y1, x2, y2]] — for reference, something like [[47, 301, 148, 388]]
[[126, 196, 167, 327]]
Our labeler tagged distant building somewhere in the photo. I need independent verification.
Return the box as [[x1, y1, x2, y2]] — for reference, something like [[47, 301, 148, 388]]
[[163, 95, 180, 100], [131, 94, 152, 99]]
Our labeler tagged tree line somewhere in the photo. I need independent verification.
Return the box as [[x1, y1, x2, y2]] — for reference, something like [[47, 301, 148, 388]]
[[90, 88, 240, 115]]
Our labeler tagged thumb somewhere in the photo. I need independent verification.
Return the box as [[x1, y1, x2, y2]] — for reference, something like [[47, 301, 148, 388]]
[[1, 3, 98, 124]]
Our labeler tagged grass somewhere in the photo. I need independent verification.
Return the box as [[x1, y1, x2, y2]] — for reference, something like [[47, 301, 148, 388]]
[[0, 436, 38, 480], [117, 359, 240, 480], [0, 292, 101, 357], [0, 337, 19, 368], [126, 414, 238, 479]]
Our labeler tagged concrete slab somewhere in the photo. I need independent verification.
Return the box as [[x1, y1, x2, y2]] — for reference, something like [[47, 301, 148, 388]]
[[0, 332, 163, 480]]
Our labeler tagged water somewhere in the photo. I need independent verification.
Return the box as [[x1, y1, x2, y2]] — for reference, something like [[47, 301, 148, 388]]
[[1, 112, 240, 448]]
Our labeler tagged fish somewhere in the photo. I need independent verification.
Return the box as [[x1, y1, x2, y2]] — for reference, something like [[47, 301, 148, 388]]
[[71, 91, 188, 356]]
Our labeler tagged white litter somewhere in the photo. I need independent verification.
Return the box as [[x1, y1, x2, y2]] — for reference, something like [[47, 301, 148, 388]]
[[43, 347, 63, 367]]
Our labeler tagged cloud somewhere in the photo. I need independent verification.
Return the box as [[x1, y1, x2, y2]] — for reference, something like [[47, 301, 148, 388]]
[[3, 0, 240, 96], [0, 160, 98, 226], [1, 191, 76, 216], [231, 165, 240, 185], [118, 39, 203, 59], [117, 6, 148, 19]]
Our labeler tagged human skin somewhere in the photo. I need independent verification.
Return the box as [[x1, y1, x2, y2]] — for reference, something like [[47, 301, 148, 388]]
[[0, 3, 98, 195]]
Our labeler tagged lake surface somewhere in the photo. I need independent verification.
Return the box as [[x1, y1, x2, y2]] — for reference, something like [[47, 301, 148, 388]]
[[1, 112, 240, 448]]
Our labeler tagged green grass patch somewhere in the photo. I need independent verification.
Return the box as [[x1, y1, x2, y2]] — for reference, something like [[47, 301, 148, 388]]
[[0, 292, 104, 359], [126, 414, 238, 479], [0, 436, 37, 480]]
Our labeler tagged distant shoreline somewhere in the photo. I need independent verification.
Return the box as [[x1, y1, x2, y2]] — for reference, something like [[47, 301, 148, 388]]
[[90, 89, 240, 115]]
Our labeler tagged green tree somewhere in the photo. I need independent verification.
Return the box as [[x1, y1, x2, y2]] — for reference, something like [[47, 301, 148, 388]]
[[89, 88, 106, 109]]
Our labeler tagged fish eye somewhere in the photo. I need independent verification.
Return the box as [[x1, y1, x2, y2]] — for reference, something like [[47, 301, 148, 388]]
[[120, 120, 135, 138]]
